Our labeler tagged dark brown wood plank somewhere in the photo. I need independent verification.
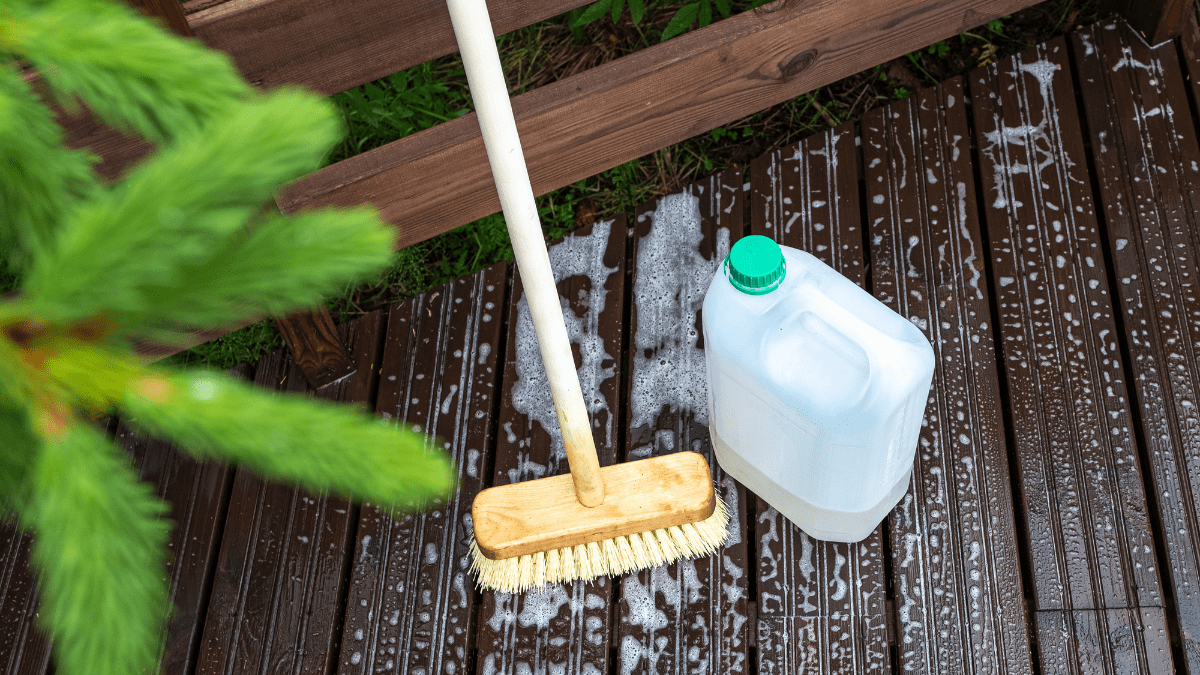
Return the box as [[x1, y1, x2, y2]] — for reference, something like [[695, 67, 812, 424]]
[[0, 523, 51, 675], [114, 364, 248, 675], [20, 70, 153, 184], [279, 0, 1042, 252], [337, 265, 505, 675], [863, 77, 1033, 674], [1100, 0, 1193, 44], [196, 313, 382, 675], [183, 0, 589, 95], [275, 308, 356, 390], [1035, 608, 1173, 674], [1179, 2, 1200, 108], [56, 106, 154, 183], [1073, 20, 1200, 672], [972, 37, 1167, 673], [126, 0, 193, 36], [748, 123, 889, 674], [618, 168, 749, 675], [474, 219, 626, 674]]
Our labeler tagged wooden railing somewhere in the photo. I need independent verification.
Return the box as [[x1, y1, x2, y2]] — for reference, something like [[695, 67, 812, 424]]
[[61, 0, 1191, 379]]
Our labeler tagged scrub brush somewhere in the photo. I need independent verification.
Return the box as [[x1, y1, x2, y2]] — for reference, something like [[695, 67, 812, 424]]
[[444, 0, 730, 593]]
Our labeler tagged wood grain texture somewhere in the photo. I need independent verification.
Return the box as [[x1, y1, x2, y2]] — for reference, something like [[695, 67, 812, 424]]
[[1034, 609, 1173, 674], [865, 78, 1032, 674], [473, 451, 715, 560], [279, 0, 1042, 251], [274, 308, 356, 390], [337, 265, 505, 675], [0, 524, 51, 675], [196, 314, 381, 675], [475, 219, 625, 675], [1073, 20, 1200, 670], [618, 168, 749, 675], [972, 38, 1167, 673], [748, 123, 889, 674], [183, 0, 589, 95]]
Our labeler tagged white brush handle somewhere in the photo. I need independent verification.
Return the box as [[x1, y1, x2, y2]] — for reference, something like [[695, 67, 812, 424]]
[[446, 0, 604, 507]]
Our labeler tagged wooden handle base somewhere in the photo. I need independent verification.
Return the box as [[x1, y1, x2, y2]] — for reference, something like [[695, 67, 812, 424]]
[[471, 451, 716, 560]]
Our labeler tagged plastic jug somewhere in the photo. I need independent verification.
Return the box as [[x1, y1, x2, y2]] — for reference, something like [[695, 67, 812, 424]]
[[702, 236, 934, 542]]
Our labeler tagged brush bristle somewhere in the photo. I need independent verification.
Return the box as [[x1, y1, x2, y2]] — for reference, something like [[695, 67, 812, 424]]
[[470, 496, 730, 593]]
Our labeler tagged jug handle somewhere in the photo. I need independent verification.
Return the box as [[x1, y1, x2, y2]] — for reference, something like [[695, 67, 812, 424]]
[[800, 290, 884, 398]]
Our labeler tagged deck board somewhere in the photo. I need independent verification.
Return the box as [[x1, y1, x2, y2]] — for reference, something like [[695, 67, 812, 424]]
[[972, 37, 1167, 673], [338, 265, 505, 675], [863, 77, 1033, 674], [14, 17, 1200, 675], [0, 524, 49, 675], [474, 220, 626, 675], [748, 122, 890, 675], [618, 168, 750, 675], [116, 366, 246, 675], [195, 316, 381, 675], [1073, 19, 1200, 670], [1034, 608, 1173, 674]]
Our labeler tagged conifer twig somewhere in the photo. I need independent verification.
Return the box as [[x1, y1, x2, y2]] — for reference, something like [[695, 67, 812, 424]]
[[23, 422, 172, 675], [7, 0, 251, 145]]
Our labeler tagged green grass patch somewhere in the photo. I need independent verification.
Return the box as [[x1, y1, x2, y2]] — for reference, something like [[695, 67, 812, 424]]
[[149, 0, 1100, 370]]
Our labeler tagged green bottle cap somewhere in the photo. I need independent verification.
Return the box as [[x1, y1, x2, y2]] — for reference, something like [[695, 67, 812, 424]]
[[725, 235, 785, 295]]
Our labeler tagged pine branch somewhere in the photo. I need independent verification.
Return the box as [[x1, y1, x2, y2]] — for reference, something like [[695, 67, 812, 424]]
[[0, 62, 97, 276], [23, 421, 172, 675], [23, 89, 363, 332], [0, 399, 37, 516], [119, 367, 455, 511], [105, 206, 395, 345], [4, 0, 251, 146]]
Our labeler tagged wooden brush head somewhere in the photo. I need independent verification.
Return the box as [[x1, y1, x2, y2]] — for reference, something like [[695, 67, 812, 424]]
[[471, 451, 717, 560]]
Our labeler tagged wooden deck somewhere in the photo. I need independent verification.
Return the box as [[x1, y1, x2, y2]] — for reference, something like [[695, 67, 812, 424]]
[[11, 16, 1200, 675]]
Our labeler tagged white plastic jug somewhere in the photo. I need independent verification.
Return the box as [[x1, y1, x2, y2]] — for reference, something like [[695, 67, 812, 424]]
[[703, 235, 935, 542]]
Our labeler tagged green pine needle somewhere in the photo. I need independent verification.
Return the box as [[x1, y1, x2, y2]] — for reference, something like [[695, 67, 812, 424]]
[[0, 62, 97, 276], [6, 0, 252, 145], [23, 89, 359, 333], [0, 399, 37, 515], [124, 206, 395, 346], [120, 367, 456, 511], [23, 421, 172, 675], [1, 3, 457, 675]]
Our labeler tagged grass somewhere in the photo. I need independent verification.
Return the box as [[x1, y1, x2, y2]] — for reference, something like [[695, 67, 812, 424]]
[[6, 0, 1103, 370]]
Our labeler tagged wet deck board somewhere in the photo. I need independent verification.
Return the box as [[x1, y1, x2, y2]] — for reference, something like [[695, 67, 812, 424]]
[[474, 220, 626, 675], [0, 524, 49, 675], [338, 265, 505, 675], [117, 365, 245, 675], [864, 78, 1033, 674], [619, 168, 751, 675], [748, 123, 890, 674], [972, 37, 1169, 673], [1073, 20, 1200, 670], [14, 17, 1200, 675], [195, 316, 382, 675]]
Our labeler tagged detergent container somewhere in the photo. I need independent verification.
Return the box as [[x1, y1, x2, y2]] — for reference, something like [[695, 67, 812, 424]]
[[703, 235, 935, 542]]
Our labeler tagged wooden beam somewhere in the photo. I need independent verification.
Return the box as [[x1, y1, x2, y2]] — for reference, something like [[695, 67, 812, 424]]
[[273, 308, 356, 389], [1101, 0, 1194, 43], [279, 0, 1044, 251], [183, 0, 590, 95], [127, 0, 193, 36]]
